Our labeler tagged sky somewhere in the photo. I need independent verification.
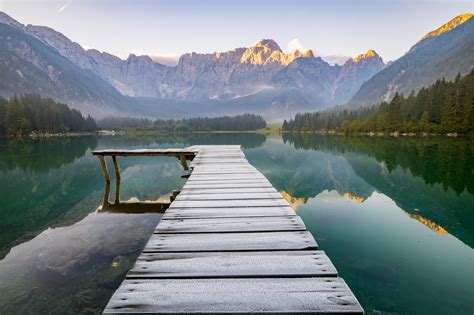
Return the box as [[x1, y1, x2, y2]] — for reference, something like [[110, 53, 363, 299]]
[[0, 0, 473, 64]]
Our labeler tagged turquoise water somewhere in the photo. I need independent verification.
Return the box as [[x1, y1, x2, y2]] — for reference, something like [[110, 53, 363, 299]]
[[0, 134, 473, 314]]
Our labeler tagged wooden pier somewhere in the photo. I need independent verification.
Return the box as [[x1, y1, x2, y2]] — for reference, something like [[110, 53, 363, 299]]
[[95, 145, 363, 314]]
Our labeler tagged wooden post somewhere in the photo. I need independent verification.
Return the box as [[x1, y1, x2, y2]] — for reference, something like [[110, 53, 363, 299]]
[[179, 155, 189, 170], [98, 156, 111, 208], [112, 156, 121, 205], [170, 190, 180, 202]]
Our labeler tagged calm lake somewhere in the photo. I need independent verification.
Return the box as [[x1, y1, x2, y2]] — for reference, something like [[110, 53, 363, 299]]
[[0, 134, 473, 314]]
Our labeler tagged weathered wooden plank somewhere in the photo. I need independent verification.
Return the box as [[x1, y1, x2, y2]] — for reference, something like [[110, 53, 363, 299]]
[[155, 216, 305, 233], [192, 159, 246, 163], [175, 192, 283, 200], [103, 278, 363, 314], [190, 163, 251, 167], [128, 250, 337, 278], [179, 187, 278, 194], [181, 183, 274, 189], [192, 165, 256, 170], [92, 149, 197, 157], [144, 231, 317, 252], [170, 199, 290, 208], [191, 159, 248, 162], [184, 179, 271, 186], [193, 169, 260, 176], [187, 176, 266, 182], [162, 206, 296, 219]]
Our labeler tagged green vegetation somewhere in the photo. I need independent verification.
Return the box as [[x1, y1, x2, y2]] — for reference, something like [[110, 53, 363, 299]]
[[0, 94, 97, 136], [283, 69, 474, 134], [98, 114, 266, 132], [256, 122, 282, 137]]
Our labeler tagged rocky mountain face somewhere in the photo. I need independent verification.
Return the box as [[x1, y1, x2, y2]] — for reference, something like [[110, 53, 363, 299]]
[[0, 21, 122, 116], [349, 13, 474, 107], [0, 11, 386, 118]]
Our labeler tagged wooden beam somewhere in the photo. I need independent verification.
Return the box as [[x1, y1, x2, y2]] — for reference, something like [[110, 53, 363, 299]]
[[92, 149, 197, 157], [112, 156, 121, 205], [98, 156, 111, 208], [179, 155, 189, 171]]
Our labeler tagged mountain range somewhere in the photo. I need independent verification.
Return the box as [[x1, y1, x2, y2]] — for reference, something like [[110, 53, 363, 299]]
[[349, 13, 474, 106], [0, 11, 473, 118]]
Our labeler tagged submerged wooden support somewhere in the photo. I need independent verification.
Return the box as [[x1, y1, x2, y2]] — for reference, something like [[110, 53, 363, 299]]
[[101, 145, 363, 314], [98, 155, 111, 208], [179, 155, 189, 171], [112, 156, 121, 205], [93, 149, 198, 209]]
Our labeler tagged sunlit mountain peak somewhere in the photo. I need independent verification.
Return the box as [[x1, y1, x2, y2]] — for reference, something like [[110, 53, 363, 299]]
[[253, 39, 282, 52], [418, 13, 473, 43], [352, 49, 380, 62], [303, 49, 315, 58], [240, 39, 304, 66]]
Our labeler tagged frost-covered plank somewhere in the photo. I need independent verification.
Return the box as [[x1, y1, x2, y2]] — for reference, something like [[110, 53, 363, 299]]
[[170, 199, 289, 208], [162, 206, 296, 219], [175, 192, 283, 200], [179, 187, 278, 194], [128, 250, 336, 278], [181, 183, 274, 189], [103, 278, 363, 314], [155, 216, 305, 233], [144, 231, 317, 252]]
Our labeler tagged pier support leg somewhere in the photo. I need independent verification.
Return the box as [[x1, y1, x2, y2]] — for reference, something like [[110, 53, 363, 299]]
[[98, 156, 111, 209], [179, 155, 189, 170], [112, 156, 121, 205]]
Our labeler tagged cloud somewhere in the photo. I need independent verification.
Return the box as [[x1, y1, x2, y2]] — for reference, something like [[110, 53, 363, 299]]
[[132, 52, 180, 66], [287, 38, 305, 53], [58, 1, 72, 14], [321, 55, 351, 65], [150, 54, 180, 66]]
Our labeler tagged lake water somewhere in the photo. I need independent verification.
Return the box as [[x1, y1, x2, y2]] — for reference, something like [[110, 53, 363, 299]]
[[0, 134, 473, 314]]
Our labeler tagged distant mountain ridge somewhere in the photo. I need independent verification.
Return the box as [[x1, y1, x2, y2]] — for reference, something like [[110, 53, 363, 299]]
[[0, 11, 386, 118], [349, 13, 474, 107], [2, 11, 472, 119]]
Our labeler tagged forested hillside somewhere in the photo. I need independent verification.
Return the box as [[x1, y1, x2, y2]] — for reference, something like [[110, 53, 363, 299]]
[[283, 69, 474, 134], [98, 114, 266, 132], [0, 94, 97, 136]]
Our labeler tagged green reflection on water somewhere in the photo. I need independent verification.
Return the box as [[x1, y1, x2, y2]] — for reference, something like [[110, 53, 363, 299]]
[[0, 133, 473, 314]]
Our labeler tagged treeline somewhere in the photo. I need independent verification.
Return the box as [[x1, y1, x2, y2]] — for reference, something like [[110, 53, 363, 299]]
[[0, 94, 97, 136], [98, 114, 266, 132], [283, 69, 474, 134]]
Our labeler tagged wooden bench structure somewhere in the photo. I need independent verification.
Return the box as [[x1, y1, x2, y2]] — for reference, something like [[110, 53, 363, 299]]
[[94, 145, 363, 314]]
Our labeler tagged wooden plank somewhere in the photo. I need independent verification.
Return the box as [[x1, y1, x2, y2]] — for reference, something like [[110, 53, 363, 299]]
[[191, 166, 256, 171], [103, 278, 363, 314], [144, 231, 317, 252], [175, 192, 283, 200], [162, 206, 296, 219], [155, 216, 305, 233], [127, 250, 337, 279], [181, 183, 274, 189], [170, 199, 290, 208], [180, 187, 278, 194], [193, 169, 260, 176], [92, 149, 197, 157], [187, 175, 266, 182], [184, 179, 271, 185]]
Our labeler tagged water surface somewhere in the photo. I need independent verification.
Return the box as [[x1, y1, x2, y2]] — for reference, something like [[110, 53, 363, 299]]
[[0, 134, 472, 314]]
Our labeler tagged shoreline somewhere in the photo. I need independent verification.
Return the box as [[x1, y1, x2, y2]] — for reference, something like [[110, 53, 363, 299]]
[[281, 130, 473, 137]]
